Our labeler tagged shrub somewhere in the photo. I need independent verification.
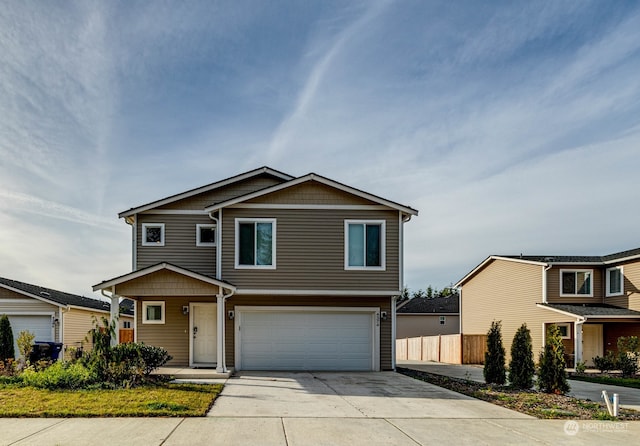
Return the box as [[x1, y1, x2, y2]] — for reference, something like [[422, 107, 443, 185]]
[[538, 324, 570, 394], [0, 315, 15, 362], [16, 330, 35, 362], [22, 361, 96, 390], [508, 323, 535, 389], [575, 361, 587, 374], [617, 336, 639, 378], [103, 343, 172, 386], [593, 351, 618, 373], [484, 320, 506, 385]]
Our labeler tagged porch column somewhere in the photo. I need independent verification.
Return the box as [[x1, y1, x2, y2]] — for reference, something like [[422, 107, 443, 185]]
[[110, 289, 120, 346], [216, 294, 226, 373], [574, 320, 583, 365]]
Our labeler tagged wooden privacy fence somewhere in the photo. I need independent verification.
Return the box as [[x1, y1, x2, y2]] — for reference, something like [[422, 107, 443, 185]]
[[396, 334, 487, 364], [119, 329, 134, 343]]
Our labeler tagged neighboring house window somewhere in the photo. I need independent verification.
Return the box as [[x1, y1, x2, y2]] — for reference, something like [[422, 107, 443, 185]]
[[345, 220, 386, 270], [196, 224, 216, 247], [439, 316, 446, 325], [560, 269, 593, 297], [235, 218, 276, 268], [606, 266, 624, 297], [122, 321, 131, 329], [555, 323, 571, 339], [142, 223, 165, 246], [142, 301, 165, 324]]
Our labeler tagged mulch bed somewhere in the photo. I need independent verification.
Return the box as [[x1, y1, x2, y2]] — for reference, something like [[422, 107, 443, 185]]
[[397, 367, 640, 420]]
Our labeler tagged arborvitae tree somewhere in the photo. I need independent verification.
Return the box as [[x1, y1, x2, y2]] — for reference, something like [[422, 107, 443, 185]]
[[538, 324, 570, 394], [0, 314, 15, 361], [484, 320, 506, 385], [509, 323, 535, 389]]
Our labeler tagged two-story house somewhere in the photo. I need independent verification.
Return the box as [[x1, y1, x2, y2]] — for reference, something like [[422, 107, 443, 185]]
[[93, 167, 417, 372], [456, 248, 640, 367]]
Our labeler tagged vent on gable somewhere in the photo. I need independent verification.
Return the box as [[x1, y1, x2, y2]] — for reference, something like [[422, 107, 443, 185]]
[[40, 291, 50, 297]]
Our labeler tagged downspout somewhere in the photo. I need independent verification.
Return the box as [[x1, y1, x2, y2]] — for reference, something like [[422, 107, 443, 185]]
[[394, 212, 412, 370], [216, 287, 235, 373], [574, 317, 586, 366], [391, 295, 397, 371]]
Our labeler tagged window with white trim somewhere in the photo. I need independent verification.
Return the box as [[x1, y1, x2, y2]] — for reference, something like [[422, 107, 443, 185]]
[[555, 323, 571, 339], [345, 220, 385, 270], [142, 301, 165, 324], [439, 316, 446, 325], [122, 321, 132, 329], [196, 224, 216, 247], [142, 223, 165, 246], [606, 266, 623, 297], [560, 269, 592, 297], [235, 218, 276, 268]]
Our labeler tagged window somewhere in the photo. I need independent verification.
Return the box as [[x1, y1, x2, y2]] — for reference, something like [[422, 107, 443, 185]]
[[439, 316, 446, 325], [142, 223, 165, 246], [606, 266, 624, 297], [555, 323, 571, 339], [142, 301, 165, 324], [235, 218, 276, 268], [345, 220, 385, 270], [560, 269, 592, 296], [196, 224, 216, 247], [122, 321, 131, 329]]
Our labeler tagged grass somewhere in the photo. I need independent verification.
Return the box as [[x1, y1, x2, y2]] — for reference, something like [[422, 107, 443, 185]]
[[398, 367, 640, 421], [569, 374, 640, 389], [0, 382, 223, 417]]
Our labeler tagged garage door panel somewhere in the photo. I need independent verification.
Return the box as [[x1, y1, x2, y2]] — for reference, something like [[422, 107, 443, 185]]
[[239, 310, 375, 371], [6, 315, 53, 358]]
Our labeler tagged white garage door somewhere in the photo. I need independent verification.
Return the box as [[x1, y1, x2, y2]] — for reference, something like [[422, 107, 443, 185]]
[[7, 315, 54, 358], [238, 308, 376, 371]]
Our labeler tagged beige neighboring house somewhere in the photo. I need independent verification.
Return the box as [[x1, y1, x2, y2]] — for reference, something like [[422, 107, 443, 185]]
[[93, 166, 418, 372], [396, 295, 459, 338], [0, 277, 134, 358], [456, 248, 640, 367]]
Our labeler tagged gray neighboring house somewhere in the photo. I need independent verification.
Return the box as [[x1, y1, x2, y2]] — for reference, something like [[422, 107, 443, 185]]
[[0, 277, 134, 357], [396, 295, 460, 338]]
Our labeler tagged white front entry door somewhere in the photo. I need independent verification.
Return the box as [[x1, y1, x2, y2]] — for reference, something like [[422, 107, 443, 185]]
[[191, 303, 217, 366], [582, 324, 603, 367]]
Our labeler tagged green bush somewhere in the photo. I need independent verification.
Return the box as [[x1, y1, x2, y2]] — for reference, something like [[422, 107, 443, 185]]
[[617, 336, 639, 378], [538, 324, 570, 394], [484, 320, 506, 385], [0, 315, 15, 362], [593, 351, 617, 373], [16, 330, 35, 362], [508, 323, 535, 389], [22, 361, 96, 390]]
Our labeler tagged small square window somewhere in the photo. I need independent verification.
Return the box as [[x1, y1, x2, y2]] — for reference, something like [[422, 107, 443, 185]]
[[142, 223, 165, 246], [142, 301, 165, 324], [235, 218, 276, 268], [439, 316, 446, 325], [196, 224, 216, 246], [345, 220, 386, 270], [554, 323, 571, 339], [560, 270, 592, 296]]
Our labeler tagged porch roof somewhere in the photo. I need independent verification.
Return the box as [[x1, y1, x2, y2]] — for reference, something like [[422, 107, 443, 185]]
[[538, 303, 640, 319]]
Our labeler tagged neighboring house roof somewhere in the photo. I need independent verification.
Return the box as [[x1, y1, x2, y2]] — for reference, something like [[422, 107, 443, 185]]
[[204, 172, 419, 216], [92, 262, 236, 292], [0, 276, 133, 315], [456, 247, 640, 287], [118, 166, 294, 218], [397, 296, 459, 314], [538, 303, 640, 319]]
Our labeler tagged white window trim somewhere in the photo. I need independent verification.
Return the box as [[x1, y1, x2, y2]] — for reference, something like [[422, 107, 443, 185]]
[[605, 266, 624, 297], [234, 218, 276, 269], [142, 301, 165, 324], [196, 224, 217, 247], [344, 220, 386, 271], [559, 269, 593, 297], [555, 323, 571, 340], [141, 223, 165, 247]]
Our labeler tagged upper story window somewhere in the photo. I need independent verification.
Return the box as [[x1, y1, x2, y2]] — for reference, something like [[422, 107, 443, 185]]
[[142, 223, 165, 246], [235, 218, 276, 269], [345, 220, 385, 270], [560, 269, 592, 297], [196, 224, 216, 247], [606, 266, 624, 296]]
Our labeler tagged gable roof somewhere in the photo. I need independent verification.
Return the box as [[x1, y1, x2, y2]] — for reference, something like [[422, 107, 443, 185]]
[[397, 295, 459, 314], [204, 173, 419, 216], [0, 277, 133, 315], [118, 166, 294, 218]]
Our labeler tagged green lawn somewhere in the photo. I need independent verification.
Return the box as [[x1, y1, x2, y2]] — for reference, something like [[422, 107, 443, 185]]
[[0, 383, 223, 417], [569, 374, 640, 389]]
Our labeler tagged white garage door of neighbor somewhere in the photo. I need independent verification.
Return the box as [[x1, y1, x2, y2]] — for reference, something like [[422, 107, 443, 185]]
[[7, 315, 54, 357], [238, 309, 376, 371]]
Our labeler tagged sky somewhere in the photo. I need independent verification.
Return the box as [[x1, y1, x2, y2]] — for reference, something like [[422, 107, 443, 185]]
[[1, 1, 640, 298]]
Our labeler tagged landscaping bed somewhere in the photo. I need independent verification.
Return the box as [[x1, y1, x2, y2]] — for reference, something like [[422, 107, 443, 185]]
[[569, 373, 640, 390], [398, 367, 640, 421]]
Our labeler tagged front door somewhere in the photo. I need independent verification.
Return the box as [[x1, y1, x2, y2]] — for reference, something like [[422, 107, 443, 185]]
[[191, 303, 217, 366], [582, 324, 603, 367]]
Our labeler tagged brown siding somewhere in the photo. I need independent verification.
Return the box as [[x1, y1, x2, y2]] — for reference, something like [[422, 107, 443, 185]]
[[156, 175, 283, 211], [224, 295, 393, 370], [221, 208, 400, 291], [606, 260, 640, 310], [603, 322, 640, 354], [114, 270, 220, 297], [246, 181, 375, 205], [461, 259, 573, 363], [546, 266, 603, 303], [136, 214, 216, 275], [396, 315, 460, 338]]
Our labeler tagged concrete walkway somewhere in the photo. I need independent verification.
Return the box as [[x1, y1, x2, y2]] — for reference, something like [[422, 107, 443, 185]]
[[398, 360, 640, 411], [2, 371, 639, 445]]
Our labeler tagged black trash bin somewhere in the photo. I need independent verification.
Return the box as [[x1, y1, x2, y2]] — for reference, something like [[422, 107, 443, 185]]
[[47, 342, 63, 360], [29, 342, 52, 362]]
